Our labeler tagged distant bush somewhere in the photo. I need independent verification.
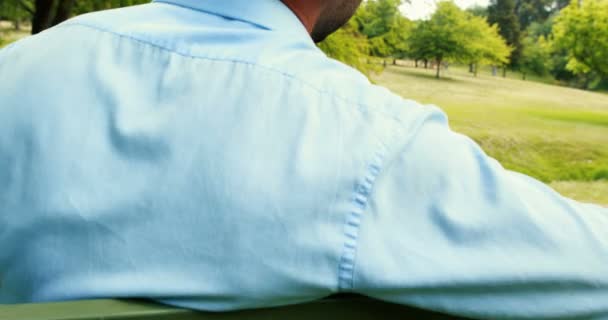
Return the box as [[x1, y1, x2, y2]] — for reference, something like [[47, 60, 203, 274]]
[[594, 169, 608, 181]]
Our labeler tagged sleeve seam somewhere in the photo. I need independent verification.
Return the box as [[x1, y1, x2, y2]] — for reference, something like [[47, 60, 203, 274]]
[[336, 105, 445, 291]]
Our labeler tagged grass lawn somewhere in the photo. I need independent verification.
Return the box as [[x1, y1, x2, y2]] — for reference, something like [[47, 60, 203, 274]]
[[0, 21, 30, 49], [374, 65, 608, 206]]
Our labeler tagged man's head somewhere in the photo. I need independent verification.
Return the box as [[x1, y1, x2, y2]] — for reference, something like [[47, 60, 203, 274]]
[[282, 0, 363, 43]]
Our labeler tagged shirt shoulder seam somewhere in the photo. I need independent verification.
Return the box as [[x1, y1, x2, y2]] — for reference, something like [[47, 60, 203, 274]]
[[57, 22, 401, 123]]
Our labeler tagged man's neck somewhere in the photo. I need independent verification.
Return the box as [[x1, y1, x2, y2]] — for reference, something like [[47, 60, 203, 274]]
[[281, 0, 323, 34]]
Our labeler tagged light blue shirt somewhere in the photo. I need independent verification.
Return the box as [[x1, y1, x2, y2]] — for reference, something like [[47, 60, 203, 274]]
[[1, 0, 607, 318]]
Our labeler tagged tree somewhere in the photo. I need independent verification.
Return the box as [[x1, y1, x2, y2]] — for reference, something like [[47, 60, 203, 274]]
[[355, 0, 413, 63], [358, 0, 403, 38], [552, 0, 608, 89], [525, 18, 554, 39], [515, 0, 552, 30], [488, 0, 522, 68], [464, 15, 512, 76], [407, 20, 431, 68], [383, 15, 413, 64], [408, 2, 510, 79], [0, 0, 32, 29], [318, 14, 376, 76], [31, 0, 75, 34], [520, 34, 550, 79], [0, 0, 149, 34], [408, 1, 472, 78]]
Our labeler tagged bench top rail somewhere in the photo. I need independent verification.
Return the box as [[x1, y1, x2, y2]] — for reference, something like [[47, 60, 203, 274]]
[[0, 295, 472, 320]]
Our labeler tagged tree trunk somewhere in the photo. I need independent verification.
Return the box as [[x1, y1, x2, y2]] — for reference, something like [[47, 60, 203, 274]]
[[502, 66, 507, 78], [436, 59, 441, 78], [32, 0, 55, 34], [51, 0, 75, 27], [522, 72, 526, 80], [469, 63, 474, 73], [392, 58, 397, 66], [415, 60, 418, 68], [424, 59, 428, 69], [473, 64, 478, 77]]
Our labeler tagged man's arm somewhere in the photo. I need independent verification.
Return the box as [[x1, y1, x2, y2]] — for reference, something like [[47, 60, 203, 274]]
[[355, 107, 608, 319]]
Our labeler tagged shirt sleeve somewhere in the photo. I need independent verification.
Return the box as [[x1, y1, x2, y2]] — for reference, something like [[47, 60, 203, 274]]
[[0, 42, 17, 67], [355, 107, 608, 319]]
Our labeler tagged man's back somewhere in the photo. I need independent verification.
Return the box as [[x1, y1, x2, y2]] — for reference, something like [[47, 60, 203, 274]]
[[1, 1, 607, 319], [0, 0, 425, 308]]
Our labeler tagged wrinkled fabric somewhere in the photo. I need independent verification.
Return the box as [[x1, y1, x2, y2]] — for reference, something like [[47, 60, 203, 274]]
[[0, 1, 607, 318]]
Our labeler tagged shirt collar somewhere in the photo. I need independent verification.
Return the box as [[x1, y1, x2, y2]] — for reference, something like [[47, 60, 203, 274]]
[[152, 0, 310, 36]]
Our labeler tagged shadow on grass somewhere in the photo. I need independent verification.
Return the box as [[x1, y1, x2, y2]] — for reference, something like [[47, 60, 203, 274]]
[[386, 66, 466, 83]]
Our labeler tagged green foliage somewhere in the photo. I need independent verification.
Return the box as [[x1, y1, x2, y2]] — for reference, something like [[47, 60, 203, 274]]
[[355, 0, 412, 59], [0, 0, 148, 34], [409, 2, 472, 77], [317, 17, 378, 76], [318, 0, 411, 75], [383, 15, 413, 60], [0, 19, 29, 48], [409, 1, 510, 78], [525, 16, 579, 85], [520, 33, 551, 78], [552, 0, 608, 89], [0, 0, 32, 27], [357, 0, 403, 38], [488, 0, 522, 66], [367, 36, 389, 57], [465, 15, 512, 74], [515, 0, 553, 30], [526, 18, 554, 38]]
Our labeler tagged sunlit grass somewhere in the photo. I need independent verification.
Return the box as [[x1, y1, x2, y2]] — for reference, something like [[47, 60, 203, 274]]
[[375, 65, 608, 205], [550, 181, 608, 206], [0, 21, 30, 49]]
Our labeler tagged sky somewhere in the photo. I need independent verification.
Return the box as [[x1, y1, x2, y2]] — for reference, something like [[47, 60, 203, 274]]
[[400, 0, 490, 20]]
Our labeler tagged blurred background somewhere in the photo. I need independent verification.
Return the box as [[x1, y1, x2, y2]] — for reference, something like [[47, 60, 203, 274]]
[[1, 0, 607, 205]]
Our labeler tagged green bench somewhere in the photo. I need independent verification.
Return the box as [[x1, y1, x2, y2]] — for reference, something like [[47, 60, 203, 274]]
[[0, 295, 472, 320]]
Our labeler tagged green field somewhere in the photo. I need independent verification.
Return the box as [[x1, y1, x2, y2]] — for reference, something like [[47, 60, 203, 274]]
[[0, 22, 29, 48], [375, 65, 608, 205]]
